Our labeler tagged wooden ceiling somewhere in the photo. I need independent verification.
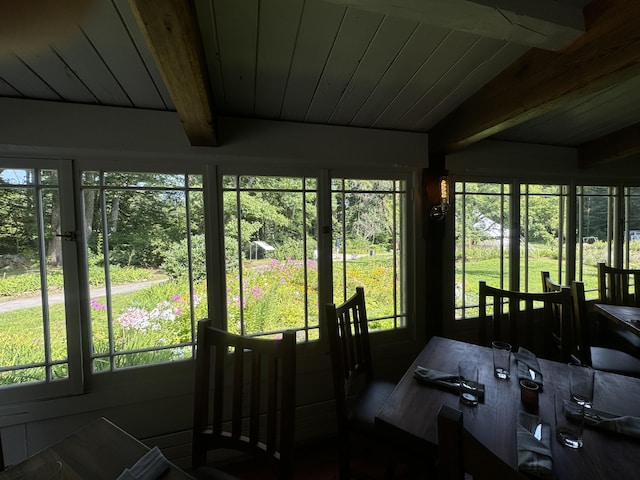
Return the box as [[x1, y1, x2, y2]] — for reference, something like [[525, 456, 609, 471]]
[[1, 0, 639, 167]]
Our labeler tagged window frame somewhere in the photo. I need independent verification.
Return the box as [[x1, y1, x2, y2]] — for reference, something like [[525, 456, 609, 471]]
[[74, 159, 217, 393], [0, 157, 83, 405], [215, 164, 422, 350], [448, 174, 640, 331], [0, 155, 422, 402]]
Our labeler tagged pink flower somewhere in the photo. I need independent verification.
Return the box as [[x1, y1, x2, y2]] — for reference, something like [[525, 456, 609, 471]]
[[171, 294, 182, 301], [118, 307, 151, 331], [90, 299, 106, 311]]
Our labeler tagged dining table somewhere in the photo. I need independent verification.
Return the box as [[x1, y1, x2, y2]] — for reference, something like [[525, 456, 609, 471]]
[[375, 336, 640, 480], [594, 303, 640, 338], [0, 417, 194, 480]]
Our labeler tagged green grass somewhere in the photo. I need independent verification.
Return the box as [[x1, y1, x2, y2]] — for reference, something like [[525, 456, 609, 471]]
[[0, 254, 402, 384]]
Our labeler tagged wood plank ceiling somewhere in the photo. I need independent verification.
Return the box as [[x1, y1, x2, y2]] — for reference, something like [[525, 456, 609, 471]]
[[0, 0, 639, 167]]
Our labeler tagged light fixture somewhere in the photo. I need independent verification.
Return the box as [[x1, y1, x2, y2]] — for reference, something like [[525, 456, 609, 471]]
[[429, 176, 449, 221]]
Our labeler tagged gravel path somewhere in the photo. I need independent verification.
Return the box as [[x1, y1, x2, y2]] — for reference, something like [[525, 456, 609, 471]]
[[0, 279, 168, 313]]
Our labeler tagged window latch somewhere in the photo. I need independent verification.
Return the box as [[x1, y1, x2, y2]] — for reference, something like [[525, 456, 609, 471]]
[[56, 231, 77, 242]]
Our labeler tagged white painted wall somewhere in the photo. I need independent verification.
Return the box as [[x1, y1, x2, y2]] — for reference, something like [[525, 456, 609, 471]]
[[0, 97, 428, 169], [447, 139, 640, 181]]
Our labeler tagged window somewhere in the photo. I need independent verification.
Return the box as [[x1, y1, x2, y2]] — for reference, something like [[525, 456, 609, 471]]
[[624, 186, 640, 269], [0, 161, 82, 400], [81, 171, 207, 372], [520, 184, 568, 291], [221, 174, 411, 340], [222, 175, 319, 341], [0, 159, 415, 399], [575, 185, 615, 298], [331, 178, 407, 330], [454, 181, 569, 319], [455, 179, 640, 316], [454, 181, 510, 319]]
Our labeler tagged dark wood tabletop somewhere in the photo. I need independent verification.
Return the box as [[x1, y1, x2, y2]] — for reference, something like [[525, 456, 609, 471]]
[[0, 417, 194, 480], [375, 336, 640, 480], [594, 303, 640, 337]]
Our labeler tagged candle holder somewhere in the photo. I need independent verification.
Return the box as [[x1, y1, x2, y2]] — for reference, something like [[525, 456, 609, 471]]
[[520, 379, 539, 413]]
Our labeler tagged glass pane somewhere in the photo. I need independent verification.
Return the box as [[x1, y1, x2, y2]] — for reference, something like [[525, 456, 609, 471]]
[[223, 176, 319, 340], [0, 173, 69, 386], [83, 172, 205, 371], [520, 184, 567, 291], [81, 171, 101, 186], [454, 182, 510, 319], [0, 168, 33, 185], [103, 172, 186, 188], [331, 179, 406, 331], [40, 169, 58, 185], [576, 186, 614, 298], [624, 187, 640, 269]]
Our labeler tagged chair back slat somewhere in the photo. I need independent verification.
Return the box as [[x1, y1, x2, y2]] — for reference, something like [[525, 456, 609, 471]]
[[541, 271, 573, 362], [266, 355, 278, 454], [231, 346, 244, 439], [570, 281, 594, 366], [192, 319, 296, 480], [479, 281, 571, 361], [250, 352, 261, 445], [325, 286, 375, 433], [327, 287, 373, 393], [437, 405, 464, 480], [437, 405, 526, 479], [598, 262, 640, 306]]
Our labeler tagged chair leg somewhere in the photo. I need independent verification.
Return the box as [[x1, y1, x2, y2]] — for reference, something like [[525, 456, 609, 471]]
[[338, 435, 350, 480]]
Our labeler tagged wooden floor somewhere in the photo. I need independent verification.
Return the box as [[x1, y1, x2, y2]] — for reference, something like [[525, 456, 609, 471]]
[[216, 437, 433, 480]]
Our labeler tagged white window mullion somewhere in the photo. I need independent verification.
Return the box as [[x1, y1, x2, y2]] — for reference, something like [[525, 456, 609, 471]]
[[34, 177, 54, 380]]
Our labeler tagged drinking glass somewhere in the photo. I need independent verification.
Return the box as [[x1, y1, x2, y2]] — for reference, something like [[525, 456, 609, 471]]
[[458, 360, 479, 406], [569, 362, 594, 407], [492, 340, 512, 380], [555, 392, 584, 448]]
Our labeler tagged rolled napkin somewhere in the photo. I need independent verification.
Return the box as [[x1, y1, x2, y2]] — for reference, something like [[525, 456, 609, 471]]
[[582, 408, 640, 439], [517, 411, 553, 479], [117, 446, 170, 480], [514, 347, 543, 390], [413, 366, 485, 402]]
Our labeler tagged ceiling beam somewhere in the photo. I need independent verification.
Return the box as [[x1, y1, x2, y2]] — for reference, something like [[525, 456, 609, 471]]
[[129, 0, 217, 147], [578, 122, 640, 167], [428, 0, 640, 156], [323, 0, 586, 51]]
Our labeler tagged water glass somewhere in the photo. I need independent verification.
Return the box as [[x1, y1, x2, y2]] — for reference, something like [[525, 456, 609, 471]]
[[569, 362, 594, 407], [555, 392, 584, 448], [458, 360, 479, 406], [492, 340, 512, 380]]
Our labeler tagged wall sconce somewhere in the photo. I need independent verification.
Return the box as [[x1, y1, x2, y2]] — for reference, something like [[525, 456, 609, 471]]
[[429, 177, 449, 221]]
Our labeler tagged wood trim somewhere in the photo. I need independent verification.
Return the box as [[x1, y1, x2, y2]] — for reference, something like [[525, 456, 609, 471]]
[[578, 122, 640, 167], [428, 0, 640, 155], [129, 0, 217, 147]]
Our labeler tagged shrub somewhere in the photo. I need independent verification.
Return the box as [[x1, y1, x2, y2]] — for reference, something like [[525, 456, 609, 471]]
[[161, 234, 207, 280]]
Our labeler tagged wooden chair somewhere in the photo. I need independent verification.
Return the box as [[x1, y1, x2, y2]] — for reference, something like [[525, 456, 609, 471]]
[[571, 281, 640, 378], [325, 287, 398, 480], [597, 263, 640, 356], [191, 319, 296, 480], [540, 271, 574, 361], [478, 281, 572, 361], [437, 405, 524, 480]]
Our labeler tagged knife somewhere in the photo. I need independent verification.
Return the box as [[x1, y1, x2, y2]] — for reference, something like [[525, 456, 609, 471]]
[[534, 423, 542, 441]]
